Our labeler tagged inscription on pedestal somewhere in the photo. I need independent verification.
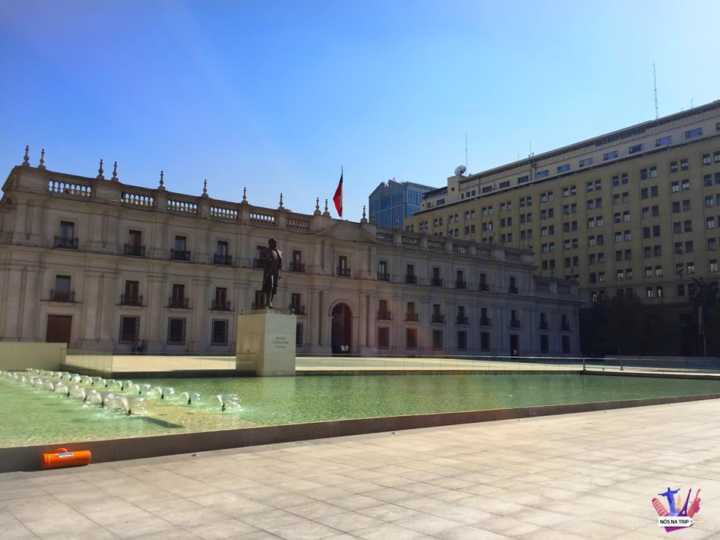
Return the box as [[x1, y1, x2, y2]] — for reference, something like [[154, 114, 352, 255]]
[[236, 311, 296, 376]]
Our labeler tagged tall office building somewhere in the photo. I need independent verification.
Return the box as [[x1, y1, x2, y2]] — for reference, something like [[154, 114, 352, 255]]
[[406, 100, 720, 304], [368, 179, 434, 229]]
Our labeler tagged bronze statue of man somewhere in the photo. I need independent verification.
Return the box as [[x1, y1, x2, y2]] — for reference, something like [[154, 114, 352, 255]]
[[260, 238, 282, 308]]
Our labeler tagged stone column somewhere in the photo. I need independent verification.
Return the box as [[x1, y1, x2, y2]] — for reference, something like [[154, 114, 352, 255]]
[[146, 274, 165, 352], [192, 276, 210, 352]]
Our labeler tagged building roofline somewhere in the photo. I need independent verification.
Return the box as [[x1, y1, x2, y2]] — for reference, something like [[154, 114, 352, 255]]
[[369, 180, 438, 196], [460, 99, 720, 183]]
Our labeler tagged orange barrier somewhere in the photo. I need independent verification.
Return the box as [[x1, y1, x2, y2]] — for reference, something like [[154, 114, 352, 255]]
[[40, 448, 92, 469]]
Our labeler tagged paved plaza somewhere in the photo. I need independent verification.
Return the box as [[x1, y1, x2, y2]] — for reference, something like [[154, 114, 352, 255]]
[[1, 399, 720, 539]]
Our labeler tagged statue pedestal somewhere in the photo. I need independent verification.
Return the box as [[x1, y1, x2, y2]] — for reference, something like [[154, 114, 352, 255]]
[[236, 310, 296, 376]]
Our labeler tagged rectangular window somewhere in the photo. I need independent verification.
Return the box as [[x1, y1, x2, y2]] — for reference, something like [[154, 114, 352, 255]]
[[168, 318, 186, 344], [211, 320, 229, 345], [579, 157, 593, 168], [629, 144, 642, 154], [480, 332, 490, 352], [540, 334, 549, 354], [216, 240, 228, 256], [377, 327, 390, 349], [54, 274, 71, 296], [432, 330, 443, 351], [129, 229, 142, 247], [119, 316, 139, 343], [296, 322, 304, 346], [406, 328, 417, 349], [557, 164, 570, 173], [655, 135, 672, 147], [603, 150, 619, 161], [457, 331, 467, 351], [685, 127, 703, 140], [174, 235, 187, 251], [60, 221, 75, 239], [123, 280, 140, 305], [171, 284, 185, 302]]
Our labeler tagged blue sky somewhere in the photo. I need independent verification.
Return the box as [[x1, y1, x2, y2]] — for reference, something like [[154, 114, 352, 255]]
[[1, 0, 718, 221]]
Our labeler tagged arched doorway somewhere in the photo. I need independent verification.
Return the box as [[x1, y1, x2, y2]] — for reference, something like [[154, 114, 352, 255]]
[[331, 303, 352, 354]]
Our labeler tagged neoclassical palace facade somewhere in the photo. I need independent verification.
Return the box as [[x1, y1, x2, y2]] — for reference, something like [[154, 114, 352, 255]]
[[0, 155, 581, 356]]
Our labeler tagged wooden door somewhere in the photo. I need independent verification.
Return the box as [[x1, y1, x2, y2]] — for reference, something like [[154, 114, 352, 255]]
[[46, 315, 72, 344]]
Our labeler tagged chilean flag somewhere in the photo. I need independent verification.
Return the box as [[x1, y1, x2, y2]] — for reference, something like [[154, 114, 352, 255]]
[[333, 167, 343, 217]]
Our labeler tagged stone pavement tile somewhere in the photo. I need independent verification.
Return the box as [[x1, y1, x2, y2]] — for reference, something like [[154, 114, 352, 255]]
[[513, 508, 575, 528], [239, 532, 285, 540], [192, 491, 273, 515], [357, 503, 424, 523], [40, 530, 118, 540], [615, 527, 717, 539], [284, 500, 347, 520], [436, 525, 511, 539], [353, 523, 433, 540], [22, 513, 103, 537], [331, 494, 381, 511], [394, 514, 465, 535], [77, 503, 153, 526], [6, 497, 77, 522], [133, 495, 199, 514], [237, 485, 288, 501], [0, 512, 36, 540], [190, 518, 261, 540], [430, 488, 475, 503], [456, 496, 530, 516], [265, 492, 318, 509], [553, 519, 631, 539], [442, 502, 502, 524], [242, 509, 306, 531], [154, 505, 231, 528], [342, 481, 382, 494], [370, 475, 417, 488], [102, 515, 176, 539], [463, 515, 541, 536], [360, 486, 414, 503], [273, 479, 326, 492], [302, 486, 349, 502], [312, 510, 384, 532], [514, 527, 586, 540], [429, 476, 477, 490], [399, 482, 445, 496], [0, 486, 48, 501], [394, 496, 441, 513], [260, 518, 340, 540]]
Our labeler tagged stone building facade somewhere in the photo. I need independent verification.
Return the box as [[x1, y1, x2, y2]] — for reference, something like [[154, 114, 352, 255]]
[[0, 157, 581, 356], [406, 101, 720, 304]]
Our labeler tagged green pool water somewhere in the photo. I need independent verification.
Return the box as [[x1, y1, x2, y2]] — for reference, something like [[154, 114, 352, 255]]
[[2, 373, 720, 447]]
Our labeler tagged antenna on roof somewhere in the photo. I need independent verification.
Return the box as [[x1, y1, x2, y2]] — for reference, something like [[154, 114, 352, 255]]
[[464, 132, 468, 169], [652, 62, 659, 120]]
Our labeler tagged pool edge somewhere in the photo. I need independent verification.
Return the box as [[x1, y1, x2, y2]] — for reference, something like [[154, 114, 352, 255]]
[[2, 392, 719, 474]]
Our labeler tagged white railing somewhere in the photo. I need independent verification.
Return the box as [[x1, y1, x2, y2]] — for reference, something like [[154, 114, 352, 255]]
[[121, 191, 155, 208], [48, 179, 92, 198], [287, 217, 310, 231], [249, 211, 276, 225], [210, 206, 238, 221], [168, 199, 198, 215]]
